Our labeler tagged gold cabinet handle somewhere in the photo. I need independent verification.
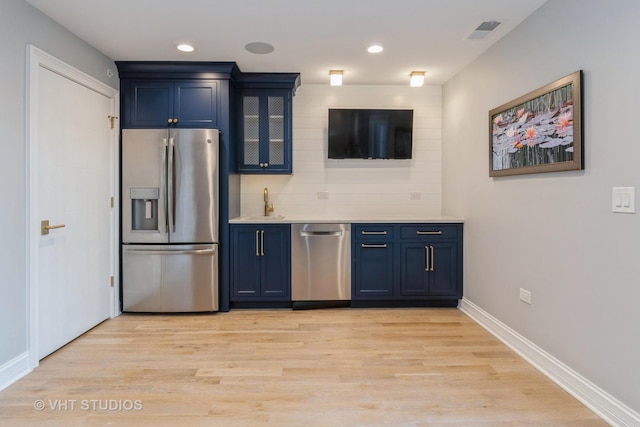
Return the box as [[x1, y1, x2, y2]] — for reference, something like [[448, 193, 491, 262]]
[[41, 220, 66, 235]]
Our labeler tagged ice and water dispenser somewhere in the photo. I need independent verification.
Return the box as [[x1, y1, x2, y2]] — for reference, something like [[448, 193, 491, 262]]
[[130, 187, 159, 231]]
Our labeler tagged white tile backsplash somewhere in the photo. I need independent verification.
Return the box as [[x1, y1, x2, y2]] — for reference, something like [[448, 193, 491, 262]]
[[240, 84, 442, 219]]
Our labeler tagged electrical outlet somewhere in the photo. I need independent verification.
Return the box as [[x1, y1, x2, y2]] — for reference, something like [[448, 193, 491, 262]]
[[519, 288, 532, 305], [317, 191, 329, 200], [410, 192, 422, 200]]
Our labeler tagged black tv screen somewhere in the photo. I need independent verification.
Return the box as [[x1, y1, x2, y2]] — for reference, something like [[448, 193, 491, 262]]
[[328, 109, 413, 159]]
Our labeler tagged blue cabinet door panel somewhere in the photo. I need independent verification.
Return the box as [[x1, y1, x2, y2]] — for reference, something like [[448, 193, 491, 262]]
[[175, 82, 218, 127], [399, 243, 430, 296], [353, 242, 394, 298], [261, 227, 291, 298], [231, 227, 261, 297], [130, 82, 173, 127], [429, 242, 458, 296]]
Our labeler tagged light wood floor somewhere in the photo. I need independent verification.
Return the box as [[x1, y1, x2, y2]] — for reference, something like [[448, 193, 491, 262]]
[[0, 308, 606, 426]]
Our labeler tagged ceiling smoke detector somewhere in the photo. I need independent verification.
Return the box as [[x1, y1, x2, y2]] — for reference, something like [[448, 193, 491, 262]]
[[466, 21, 501, 40]]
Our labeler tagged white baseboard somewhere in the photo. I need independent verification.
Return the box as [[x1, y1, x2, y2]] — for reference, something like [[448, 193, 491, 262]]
[[459, 298, 640, 427], [0, 352, 32, 392]]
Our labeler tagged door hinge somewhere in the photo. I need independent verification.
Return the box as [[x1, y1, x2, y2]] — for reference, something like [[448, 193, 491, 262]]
[[110, 276, 115, 287], [108, 115, 118, 129], [110, 196, 114, 208]]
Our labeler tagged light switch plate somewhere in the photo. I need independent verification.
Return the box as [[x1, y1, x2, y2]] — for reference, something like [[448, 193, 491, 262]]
[[612, 187, 635, 213]]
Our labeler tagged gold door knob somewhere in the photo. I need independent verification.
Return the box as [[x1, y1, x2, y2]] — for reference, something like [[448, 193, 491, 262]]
[[41, 220, 66, 236]]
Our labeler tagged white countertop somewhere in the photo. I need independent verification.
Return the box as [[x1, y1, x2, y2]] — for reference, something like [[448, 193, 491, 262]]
[[229, 216, 464, 224]]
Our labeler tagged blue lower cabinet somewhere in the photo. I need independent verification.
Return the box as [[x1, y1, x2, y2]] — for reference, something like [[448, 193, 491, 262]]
[[352, 223, 463, 305], [230, 224, 291, 301], [399, 241, 458, 297]]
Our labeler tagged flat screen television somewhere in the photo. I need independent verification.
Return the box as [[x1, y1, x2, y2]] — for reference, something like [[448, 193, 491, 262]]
[[328, 109, 413, 159]]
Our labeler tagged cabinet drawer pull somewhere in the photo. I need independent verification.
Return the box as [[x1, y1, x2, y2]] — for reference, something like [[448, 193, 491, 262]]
[[361, 230, 388, 235], [255, 230, 260, 256], [361, 244, 387, 248], [260, 230, 265, 256], [417, 230, 443, 235]]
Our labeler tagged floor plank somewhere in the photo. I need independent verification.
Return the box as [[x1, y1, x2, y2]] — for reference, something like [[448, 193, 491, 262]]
[[0, 308, 607, 426]]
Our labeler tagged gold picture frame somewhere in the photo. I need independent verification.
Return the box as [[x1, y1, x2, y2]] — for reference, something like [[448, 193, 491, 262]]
[[489, 70, 583, 177]]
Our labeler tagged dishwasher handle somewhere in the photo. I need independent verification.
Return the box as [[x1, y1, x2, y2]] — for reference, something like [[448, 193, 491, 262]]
[[300, 231, 343, 237]]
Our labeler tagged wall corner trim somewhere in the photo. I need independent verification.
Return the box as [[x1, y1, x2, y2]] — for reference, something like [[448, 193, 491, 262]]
[[0, 352, 32, 392], [459, 298, 640, 427]]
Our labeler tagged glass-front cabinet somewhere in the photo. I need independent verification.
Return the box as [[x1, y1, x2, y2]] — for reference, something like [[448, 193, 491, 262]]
[[238, 89, 293, 174]]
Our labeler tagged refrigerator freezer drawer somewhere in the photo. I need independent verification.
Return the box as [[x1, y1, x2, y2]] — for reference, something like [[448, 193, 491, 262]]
[[123, 244, 218, 312]]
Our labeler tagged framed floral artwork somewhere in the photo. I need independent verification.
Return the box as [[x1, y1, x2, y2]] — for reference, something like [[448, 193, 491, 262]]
[[489, 71, 583, 177]]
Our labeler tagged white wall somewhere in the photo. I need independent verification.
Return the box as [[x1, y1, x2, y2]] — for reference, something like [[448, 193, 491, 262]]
[[240, 84, 442, 219], [0, 0, 117, 381], [442, 0, 640, 414]]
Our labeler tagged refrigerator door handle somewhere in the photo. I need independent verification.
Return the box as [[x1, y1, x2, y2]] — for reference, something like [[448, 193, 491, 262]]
[[161, 138, 169, 233], [167, 137, 175, 234], [123, 248, 216, 256]]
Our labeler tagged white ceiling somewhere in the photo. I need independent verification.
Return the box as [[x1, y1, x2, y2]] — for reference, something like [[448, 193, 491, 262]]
[[26, 0, 547, 85]]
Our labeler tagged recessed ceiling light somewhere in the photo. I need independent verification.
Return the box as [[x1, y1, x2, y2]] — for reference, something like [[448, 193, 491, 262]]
[[367, 44, 383, 54], [245, 42, 275, 54], [177, 44, 195, 52]]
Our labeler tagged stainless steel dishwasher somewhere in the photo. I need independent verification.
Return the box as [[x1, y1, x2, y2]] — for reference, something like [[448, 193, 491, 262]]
[[291, 223, 351, 308]]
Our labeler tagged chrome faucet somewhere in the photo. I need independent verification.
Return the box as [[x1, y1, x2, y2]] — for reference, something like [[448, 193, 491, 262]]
[[264, 187, 274, 217]]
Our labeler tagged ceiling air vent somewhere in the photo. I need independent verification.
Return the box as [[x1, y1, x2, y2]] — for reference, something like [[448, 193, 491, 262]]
[[466, 21, 501, 40]]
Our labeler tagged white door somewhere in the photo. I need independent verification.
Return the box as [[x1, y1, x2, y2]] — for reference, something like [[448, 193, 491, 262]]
[[31, 50, 117, 359]]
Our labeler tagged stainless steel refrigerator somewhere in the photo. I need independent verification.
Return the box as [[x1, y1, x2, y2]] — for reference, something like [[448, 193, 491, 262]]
[[122, 128, 219, 312]]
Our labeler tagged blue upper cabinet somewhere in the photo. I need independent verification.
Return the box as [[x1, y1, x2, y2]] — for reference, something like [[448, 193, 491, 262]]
[[122, 80, 219, 128], [236, 73, 300, 174], [238, 89, 291, 173]]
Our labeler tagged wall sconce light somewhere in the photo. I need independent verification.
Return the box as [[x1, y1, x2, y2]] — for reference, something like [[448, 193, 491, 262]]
[[330, 70, 343, 86], [409, 71, 425, 87]]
